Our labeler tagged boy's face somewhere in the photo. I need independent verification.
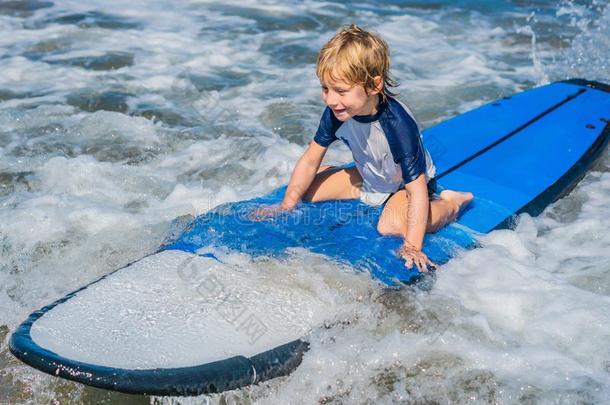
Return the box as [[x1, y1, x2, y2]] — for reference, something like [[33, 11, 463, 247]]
[[320, 76, 380, 121]]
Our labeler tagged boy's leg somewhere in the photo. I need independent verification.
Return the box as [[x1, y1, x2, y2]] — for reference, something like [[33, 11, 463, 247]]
[[303, 166, 363, 202], [377, 189, 473, 236]]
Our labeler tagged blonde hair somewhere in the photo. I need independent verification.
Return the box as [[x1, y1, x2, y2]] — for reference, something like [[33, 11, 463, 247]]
[[316, 24, 398, 102]]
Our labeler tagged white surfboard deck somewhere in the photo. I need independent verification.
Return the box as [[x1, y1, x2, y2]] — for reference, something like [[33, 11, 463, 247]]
[[30, 250, 330, 369]]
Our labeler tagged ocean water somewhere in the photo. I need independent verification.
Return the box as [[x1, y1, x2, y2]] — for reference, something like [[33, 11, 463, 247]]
[[0, 0, 608, 403]]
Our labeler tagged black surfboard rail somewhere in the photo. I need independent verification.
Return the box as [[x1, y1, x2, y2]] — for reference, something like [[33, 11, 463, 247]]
[[562, 78, 610, 93]]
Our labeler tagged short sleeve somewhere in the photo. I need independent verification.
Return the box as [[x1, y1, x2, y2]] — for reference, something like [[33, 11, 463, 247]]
[[313, 107, 342, 147], [398, 150, 426, 184], [379, 99, 427, 184]]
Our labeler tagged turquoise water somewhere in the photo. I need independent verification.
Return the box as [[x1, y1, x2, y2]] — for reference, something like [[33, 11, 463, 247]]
[[0, 0, 609, 403]]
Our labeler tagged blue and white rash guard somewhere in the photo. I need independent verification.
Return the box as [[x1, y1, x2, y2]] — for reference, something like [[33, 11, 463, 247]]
[[314, 97, 436, 194]]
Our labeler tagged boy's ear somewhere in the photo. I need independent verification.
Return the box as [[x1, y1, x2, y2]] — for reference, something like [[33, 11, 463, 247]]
[[373, 76, 383, 94]]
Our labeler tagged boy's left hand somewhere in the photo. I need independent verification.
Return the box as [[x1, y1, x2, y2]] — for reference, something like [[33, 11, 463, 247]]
[[398, 243, 437, 272], [249, 204, 290, 222]]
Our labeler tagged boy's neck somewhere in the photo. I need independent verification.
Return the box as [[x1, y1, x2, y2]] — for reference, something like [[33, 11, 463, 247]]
[[358, 94, 381, 117]]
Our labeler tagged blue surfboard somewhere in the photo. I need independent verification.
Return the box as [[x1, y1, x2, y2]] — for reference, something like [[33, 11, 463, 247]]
[[10, 79, 610, 396]]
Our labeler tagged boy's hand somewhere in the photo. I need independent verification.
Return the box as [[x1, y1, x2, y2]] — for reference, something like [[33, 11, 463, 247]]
[[398, 242, 437, 272], [249, 204, 292, 221]]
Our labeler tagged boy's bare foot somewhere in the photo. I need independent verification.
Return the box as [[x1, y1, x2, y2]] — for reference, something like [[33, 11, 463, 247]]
[[439, 190, 474, 221], [440, 190, 474, 207]]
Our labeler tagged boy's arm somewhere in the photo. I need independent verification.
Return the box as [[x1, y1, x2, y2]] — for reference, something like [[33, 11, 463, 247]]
[[400, 173, 435, 271], [402, 173, 428, 250], [280, 141, 327, 210]]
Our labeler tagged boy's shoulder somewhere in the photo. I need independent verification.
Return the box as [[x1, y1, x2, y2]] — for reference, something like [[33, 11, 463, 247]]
[[377, 96, 421, 133], [383, 97, 418, 123], [313, 106, 343, 147]]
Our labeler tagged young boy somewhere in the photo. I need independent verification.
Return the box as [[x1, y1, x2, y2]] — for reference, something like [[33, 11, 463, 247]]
[[256, 25, 473, 272]]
